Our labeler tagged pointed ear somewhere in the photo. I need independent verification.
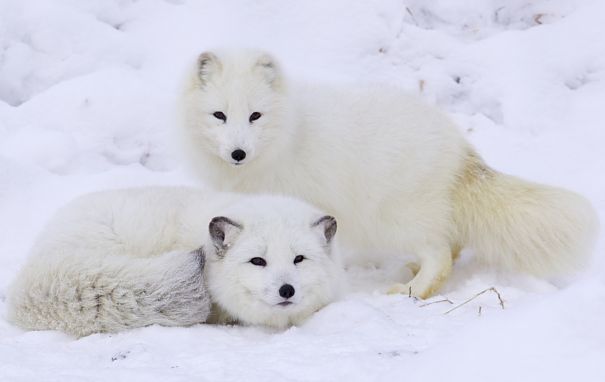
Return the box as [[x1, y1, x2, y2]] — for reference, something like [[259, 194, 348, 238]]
[[209, 216, 242, 254], [254, 53, 282, 89], [312, 215, 337, 244], [197, 52, 221, 85]]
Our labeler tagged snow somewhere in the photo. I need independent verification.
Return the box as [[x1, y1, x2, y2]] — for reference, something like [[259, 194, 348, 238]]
[[1, 0, 604, 380]]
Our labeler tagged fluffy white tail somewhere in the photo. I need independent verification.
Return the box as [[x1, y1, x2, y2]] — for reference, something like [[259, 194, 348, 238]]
[[453, 152, 598, 277], [8, 249, 210, 337]]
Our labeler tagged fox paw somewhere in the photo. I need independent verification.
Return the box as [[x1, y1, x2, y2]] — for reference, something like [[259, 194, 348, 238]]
[[388, 282, 437, 299], [387, 282, 415, 296]]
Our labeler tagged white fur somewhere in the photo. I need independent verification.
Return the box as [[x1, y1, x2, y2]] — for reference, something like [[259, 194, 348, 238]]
[[8, 187, 344, 336], [179, 49, 599, 298], [205, 196, 344, 328]]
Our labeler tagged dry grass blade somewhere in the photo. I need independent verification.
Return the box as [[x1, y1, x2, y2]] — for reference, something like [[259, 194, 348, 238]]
[[405, 7, 419, 26], [419, 298, 454, 308], [534, 13, 545, 25], [443, 287, 505, 315]]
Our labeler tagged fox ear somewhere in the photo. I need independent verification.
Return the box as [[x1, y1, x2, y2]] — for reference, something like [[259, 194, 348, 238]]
[[254, 53, 282, 89], [209, 216, 242, 255], [312, 215, 337, 244], [197, 52, 221, 85]]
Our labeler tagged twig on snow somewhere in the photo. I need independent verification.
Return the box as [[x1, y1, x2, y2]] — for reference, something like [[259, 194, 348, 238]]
[[534, 13, 545, 25], [419, 298, 454, 308], [443, 287, 505, 315], [405, 7, 418, 26]]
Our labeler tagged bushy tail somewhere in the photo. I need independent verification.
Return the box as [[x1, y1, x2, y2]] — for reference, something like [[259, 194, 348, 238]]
[[7, 249, 210, 337], [453, 152, 599, 277]]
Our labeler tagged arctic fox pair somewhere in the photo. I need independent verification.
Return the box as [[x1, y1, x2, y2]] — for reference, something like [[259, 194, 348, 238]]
[[8, 188, 343, 337], [180, 50, 598, 298]]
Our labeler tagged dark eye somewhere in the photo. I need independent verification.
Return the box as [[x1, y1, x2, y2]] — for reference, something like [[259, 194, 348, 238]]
[[249, 257, 267, 267], [293, 255, 305, 264], [213, 111, 227, 122], [249, 112, 262, 123]]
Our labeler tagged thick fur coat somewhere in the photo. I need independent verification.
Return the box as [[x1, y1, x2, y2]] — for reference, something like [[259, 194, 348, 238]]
[[179, 50, 598, 298], [8, 187, 343, 336]]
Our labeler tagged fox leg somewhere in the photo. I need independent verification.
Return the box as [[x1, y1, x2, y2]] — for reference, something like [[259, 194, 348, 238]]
[[388, 245, 453, 299]]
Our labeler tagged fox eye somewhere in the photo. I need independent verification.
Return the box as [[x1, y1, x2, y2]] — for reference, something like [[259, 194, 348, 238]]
[[213, 111, 227, 122], [249, 112, 262, 123], [249, 257, 267, 267], [293, 255, 305, 264]]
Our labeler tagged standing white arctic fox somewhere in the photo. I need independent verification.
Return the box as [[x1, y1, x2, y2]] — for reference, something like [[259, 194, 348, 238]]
[[8, 187, 343, 336], [179, 49, 598, 298]]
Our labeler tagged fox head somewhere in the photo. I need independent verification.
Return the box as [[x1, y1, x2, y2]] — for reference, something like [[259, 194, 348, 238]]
[[204, 195, 344, 328], [182, 50, 290, 169]]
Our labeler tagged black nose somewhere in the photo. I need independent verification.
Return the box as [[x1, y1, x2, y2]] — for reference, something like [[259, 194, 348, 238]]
[[231, 149, 246, 162], [279, 284, 295, 299]]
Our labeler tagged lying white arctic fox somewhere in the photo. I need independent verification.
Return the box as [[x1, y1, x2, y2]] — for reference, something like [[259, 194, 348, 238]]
[[180, 50, 598, 298], [8, 187, 343, 337]]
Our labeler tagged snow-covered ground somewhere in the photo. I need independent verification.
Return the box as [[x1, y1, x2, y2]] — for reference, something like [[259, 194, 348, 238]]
[[1, 0, 604, 380]]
